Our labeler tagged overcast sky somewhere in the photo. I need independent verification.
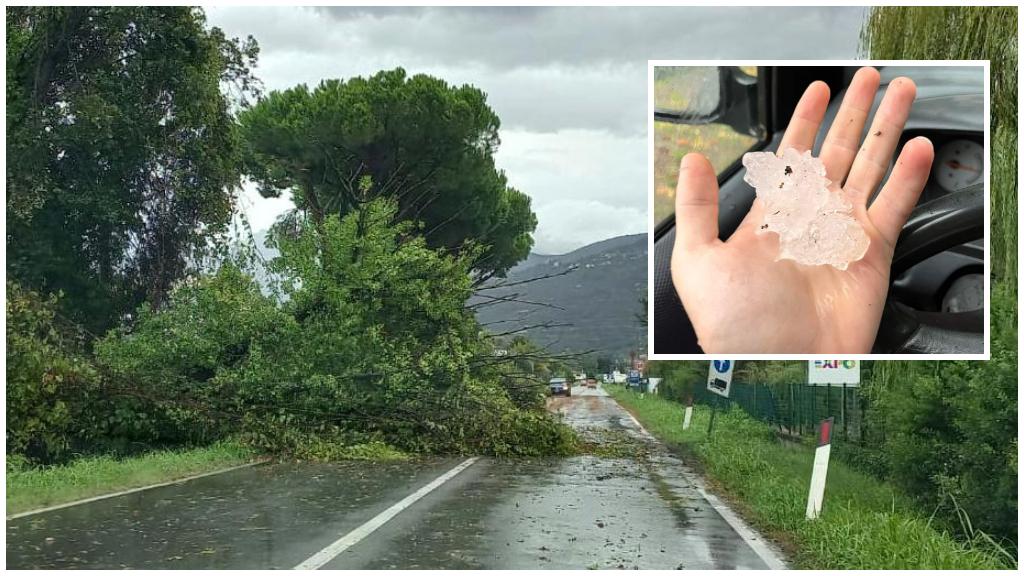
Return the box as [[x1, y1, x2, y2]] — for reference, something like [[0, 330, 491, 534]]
[[209, 6, 866, 254]]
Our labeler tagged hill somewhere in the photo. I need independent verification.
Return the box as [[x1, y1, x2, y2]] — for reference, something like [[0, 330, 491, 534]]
[[473, 233, 648, 357]]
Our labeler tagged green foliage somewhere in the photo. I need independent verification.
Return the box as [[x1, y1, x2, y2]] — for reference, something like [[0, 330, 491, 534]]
[[6, 282, 98, 460], [860, 16, 1017, 544], [647, 360, 706, 404], [287, 436, 409, 462], [487, 336, 559, 411], [94, 265, 296, 446], [863, 5, 1017, 285], [6, 440, 255, 515], [92, 200, 573, 459], [6, 7, 260, 334], [862, 283, 1017, 543], [650, 350, 1018, 546], [608, 386, 1013, 569], [238, 68, 536, 278]]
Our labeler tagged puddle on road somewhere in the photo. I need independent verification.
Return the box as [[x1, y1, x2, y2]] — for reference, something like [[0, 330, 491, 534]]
[[6, 458, 463, 570]]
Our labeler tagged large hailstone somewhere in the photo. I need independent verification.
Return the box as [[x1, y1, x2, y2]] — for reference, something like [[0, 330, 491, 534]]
[[742, 147, 869, 270]]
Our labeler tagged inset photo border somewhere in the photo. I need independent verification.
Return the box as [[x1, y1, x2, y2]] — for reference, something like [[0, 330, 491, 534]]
[[647, 60, 990, 360]]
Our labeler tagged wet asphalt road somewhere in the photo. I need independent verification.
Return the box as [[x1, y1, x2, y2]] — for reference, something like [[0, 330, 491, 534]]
[[7, 385, 783, 569]]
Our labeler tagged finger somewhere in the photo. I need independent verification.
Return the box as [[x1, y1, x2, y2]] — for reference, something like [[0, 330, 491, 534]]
[[845, 76, 917, 205], [674, 153, 720, 250], [868, 136, 934, 248], [820, 67, 880, 185], [777, 81, 830, 154]]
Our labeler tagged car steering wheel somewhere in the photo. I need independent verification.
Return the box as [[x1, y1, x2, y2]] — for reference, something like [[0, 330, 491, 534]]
[[872, 183, 984, 353]]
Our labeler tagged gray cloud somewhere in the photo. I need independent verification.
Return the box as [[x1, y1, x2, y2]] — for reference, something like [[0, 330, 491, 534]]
[[212, 6, 864, 137], [315, 6, 541, 22], [311, 7, 864, 69], [207, 6, 866, 253]]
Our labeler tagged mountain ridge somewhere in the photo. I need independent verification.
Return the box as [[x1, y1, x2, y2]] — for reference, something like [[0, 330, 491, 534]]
[[474, 233, 647, 357]]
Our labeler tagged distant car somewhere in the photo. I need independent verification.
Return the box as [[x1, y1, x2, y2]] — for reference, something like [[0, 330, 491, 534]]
[[586, 378, 598, 389], [549, 377, 571, 397]]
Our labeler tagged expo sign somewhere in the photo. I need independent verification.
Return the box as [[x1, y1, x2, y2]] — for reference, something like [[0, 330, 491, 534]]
[[808, 360, 860, 385]]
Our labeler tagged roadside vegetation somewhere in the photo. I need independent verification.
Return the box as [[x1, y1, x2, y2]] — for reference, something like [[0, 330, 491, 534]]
[[6, 441, 257, 515], [607, 385, 1015, 570], [863, 5, 1017, 285], [6, 5, 575, 501], [638, 8, 1021, 564]]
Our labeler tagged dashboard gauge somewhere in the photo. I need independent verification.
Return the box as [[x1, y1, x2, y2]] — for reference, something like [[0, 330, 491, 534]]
[[932, 139, 983, 192]]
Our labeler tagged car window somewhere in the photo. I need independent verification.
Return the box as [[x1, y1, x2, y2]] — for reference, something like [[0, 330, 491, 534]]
[[652, 66, 765, 225]]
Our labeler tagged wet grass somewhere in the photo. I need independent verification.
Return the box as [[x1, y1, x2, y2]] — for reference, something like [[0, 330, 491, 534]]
[[605, 385, 1014, 569], [6, 440, 259, 515]]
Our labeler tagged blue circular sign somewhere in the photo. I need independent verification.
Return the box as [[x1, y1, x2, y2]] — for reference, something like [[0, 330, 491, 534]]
[[713, 360, 731, 373]]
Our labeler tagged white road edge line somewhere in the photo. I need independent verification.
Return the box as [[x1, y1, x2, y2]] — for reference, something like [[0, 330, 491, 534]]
[[619, 405, 788, 570], [692, 482, 788, 570], [7, 460, 267, 520], [293, 456, 480, 571]]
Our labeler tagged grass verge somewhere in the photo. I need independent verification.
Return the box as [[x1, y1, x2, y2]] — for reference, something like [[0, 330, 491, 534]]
[[605, 385, 1014, 569], [6, 440, 259, 516]]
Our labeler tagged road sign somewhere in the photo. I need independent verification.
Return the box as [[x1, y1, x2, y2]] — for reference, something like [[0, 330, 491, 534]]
[[706, 360, 733, 397], [808, 360, 860, 385], [806, 417, 834, 519], [682, 396, 693, 430]]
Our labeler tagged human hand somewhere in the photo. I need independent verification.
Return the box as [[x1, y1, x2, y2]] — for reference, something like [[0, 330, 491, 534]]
[[670, 67, 935, 353]]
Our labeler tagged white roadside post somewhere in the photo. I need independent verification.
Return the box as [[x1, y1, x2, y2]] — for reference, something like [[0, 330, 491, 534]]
[[682, 396, 694, 430], [805, 416, 834, 520]]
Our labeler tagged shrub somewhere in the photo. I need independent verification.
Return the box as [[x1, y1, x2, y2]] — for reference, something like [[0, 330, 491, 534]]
[[90, 201, 576, 458], [94, 265, 299, 445], [866, 283, 1017, 543], [6, 282, 98, 461]]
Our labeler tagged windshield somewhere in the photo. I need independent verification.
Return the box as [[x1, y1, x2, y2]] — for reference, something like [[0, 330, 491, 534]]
[[652, 65, 765, 225]]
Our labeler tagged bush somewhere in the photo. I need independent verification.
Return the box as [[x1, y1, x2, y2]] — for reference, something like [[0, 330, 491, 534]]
[[864, 283, 1017, 543], [6, 282, 98, 461], [94, 265, 299, 446], [90, 200, 576, 459]]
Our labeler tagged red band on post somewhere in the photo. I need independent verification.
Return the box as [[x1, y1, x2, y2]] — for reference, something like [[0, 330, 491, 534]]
[[818, 417, 834, 447]]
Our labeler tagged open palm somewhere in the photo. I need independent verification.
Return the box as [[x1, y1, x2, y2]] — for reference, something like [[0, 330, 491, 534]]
[[671, 67, 935, 353]]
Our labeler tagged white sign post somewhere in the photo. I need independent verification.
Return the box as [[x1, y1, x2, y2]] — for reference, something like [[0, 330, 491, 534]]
[[806, 417, 834, 520], [682, 396, 693, 430]]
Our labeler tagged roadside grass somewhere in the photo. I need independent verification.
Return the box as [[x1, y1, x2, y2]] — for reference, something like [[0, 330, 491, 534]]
[[6, 440, 259, 516], [605, 385, 1014, 570]]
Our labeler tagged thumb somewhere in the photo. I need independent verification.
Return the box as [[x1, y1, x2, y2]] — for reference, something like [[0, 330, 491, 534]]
[[674, 153, 720, 251]]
